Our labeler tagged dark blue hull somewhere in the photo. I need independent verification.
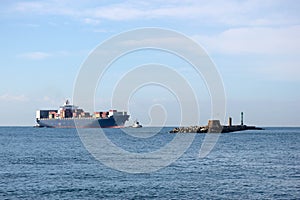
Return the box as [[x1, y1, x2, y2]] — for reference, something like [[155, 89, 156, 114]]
[[36, 115, 129, 128]]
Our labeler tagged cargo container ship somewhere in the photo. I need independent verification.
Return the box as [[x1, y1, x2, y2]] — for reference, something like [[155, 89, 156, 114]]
[[35, 100, 130, 128]]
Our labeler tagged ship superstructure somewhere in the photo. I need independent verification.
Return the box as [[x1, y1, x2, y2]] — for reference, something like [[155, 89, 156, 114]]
[[36, 100, 129, 128]]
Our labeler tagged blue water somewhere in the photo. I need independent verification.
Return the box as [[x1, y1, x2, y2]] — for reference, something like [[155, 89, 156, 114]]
[[0, 127, 299, 199]]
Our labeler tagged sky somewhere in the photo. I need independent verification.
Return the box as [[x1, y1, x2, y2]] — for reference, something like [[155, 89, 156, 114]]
[[0, 0, 299, 126]]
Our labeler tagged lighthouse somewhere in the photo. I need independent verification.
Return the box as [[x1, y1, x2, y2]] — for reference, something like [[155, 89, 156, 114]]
[[241, 112, 244, 126]]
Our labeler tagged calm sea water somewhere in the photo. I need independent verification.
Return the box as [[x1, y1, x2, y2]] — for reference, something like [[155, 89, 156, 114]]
[[0, 127, 299, 199]]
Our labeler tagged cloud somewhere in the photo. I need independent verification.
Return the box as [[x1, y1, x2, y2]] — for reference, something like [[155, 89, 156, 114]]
[[0, 94, 29, 102], [18, 51, 51, 60], [83, 18, 101, 25], [192, 25, 300, 82], [17, 50, 85, 60], [196, 25, 300, 55], [13, 1, 75, 16], [93, 29, 109, 33], [10, 0, 300, 26]]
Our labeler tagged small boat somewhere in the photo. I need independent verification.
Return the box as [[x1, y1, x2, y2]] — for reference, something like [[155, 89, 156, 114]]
[[130, 120, 142, 128]]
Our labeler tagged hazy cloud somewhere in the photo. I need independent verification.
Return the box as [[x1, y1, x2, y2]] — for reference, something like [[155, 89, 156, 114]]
[[0, 94, 29, 102], [17, 50, 86, 60], [83, 18, 101, 25], [196, 25, 300, 55], [193, 25, 300, 82], [10, 0, 300, 26], [18, 52, 51, 60]]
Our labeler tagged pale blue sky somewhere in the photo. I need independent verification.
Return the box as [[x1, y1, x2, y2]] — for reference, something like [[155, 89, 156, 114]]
[[0, 0, 299, 126]]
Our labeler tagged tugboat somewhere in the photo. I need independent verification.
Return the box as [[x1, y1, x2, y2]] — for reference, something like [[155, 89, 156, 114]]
[[130, 120, 142, 128]]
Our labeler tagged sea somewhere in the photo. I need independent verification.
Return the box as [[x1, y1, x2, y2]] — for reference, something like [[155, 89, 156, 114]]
[[0, 127, 299, 199]]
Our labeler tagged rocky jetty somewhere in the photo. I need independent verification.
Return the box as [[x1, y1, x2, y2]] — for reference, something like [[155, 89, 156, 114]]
[[170, 119, 263, 133], [170, 126, 208, 133]]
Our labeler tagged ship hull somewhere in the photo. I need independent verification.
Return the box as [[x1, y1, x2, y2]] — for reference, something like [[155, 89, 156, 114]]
[[36, 115, 129, 128]]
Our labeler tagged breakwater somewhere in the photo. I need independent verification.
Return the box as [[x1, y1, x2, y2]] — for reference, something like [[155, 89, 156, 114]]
[[170, 120, 263, 133]]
